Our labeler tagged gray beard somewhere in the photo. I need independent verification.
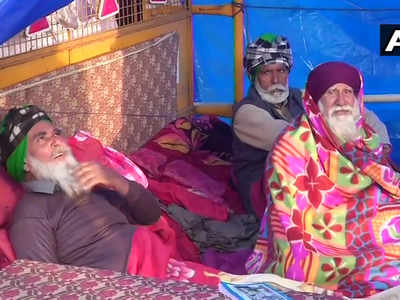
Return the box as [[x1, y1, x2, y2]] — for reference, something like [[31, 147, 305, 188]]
[[27, 151, 84, 198], [255, 80, 289, 104], [319, 102, 362, 143]]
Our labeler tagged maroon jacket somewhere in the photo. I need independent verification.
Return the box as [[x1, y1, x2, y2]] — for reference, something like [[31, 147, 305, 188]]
[[9, 181, 161, 273]]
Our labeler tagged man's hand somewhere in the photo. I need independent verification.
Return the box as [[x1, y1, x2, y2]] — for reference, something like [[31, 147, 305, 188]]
[[74, 162, 130, 196]]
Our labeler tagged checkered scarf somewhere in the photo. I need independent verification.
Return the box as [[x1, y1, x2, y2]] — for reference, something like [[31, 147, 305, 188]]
[[0, 105, 51, 181], [244, 33, 293, 81]]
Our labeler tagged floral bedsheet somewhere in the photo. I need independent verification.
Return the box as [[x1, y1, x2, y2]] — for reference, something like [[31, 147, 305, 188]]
[[0, 259, 227, 299]]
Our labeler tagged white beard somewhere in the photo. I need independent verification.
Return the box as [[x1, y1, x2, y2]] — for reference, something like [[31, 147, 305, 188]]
[[319, 101, 362, 143], [255, 81, 289, 104], [27, 148, 84, 198]]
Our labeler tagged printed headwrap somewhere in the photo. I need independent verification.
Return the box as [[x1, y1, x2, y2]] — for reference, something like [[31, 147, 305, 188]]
[[0, 105, 51, 181], [244, 33, 293, 81]]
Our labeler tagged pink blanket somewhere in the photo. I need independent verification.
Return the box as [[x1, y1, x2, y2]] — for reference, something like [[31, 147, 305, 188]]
[[130, 117, 245, 220]]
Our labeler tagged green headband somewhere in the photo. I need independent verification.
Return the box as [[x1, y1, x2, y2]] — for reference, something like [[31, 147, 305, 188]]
[[6, 137, 28, 182], [252, 65, 262, 82], [0, 105, 51, 182], [260, 33, 278, 43]]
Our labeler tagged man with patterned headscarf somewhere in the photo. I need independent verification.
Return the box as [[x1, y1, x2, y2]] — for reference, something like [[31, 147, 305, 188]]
[[0, 105, 52, 182], [232, 34, 391, 219], [232, 33, 304, 219], [0, 105, 163, 275], [246, 62, 400, 298]]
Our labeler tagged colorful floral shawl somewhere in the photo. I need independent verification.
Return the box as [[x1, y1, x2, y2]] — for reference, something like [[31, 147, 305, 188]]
[[246, 73, 400, 298]]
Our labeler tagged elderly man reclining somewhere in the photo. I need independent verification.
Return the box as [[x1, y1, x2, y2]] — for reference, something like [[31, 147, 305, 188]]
[[0, 105, 221, 286], [246, 62, 400, 298], [0, 105, 161, 273]]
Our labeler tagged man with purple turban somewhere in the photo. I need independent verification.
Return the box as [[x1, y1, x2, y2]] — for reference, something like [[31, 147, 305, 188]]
[[232, 34, 390, 220], [246, 62, 400, 298]]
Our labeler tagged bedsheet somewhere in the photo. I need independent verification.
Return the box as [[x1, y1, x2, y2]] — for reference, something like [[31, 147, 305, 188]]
[[0, 259, 227, 299]]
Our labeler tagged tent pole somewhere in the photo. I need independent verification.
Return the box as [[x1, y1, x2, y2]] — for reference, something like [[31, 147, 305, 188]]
[[233, 0, 244, 103]]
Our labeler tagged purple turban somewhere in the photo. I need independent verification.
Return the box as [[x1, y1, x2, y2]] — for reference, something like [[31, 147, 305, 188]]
[[306, 61, 361, 102]]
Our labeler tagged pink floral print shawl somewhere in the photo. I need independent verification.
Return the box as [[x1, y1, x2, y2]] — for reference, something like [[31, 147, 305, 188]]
[[246, 69, 400, 298]]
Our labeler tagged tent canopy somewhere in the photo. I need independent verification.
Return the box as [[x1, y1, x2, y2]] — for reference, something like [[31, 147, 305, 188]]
[[0, 0, 73, 45]]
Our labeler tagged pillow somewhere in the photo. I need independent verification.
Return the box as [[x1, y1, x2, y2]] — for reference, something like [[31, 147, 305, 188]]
[[0, 167, 23, 227], [0, 168, 22, 268]]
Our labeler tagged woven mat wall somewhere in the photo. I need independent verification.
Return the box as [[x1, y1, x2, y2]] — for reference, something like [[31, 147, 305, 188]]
[[0, 32, 179, 153]]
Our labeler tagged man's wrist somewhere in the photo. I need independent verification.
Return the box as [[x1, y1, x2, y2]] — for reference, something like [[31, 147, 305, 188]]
[[111, 177, 130, 197]]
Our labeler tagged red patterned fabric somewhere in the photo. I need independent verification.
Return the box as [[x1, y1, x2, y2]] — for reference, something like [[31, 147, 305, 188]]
[[128, 116, 251, 274], [149, 178, 230, 221], [0, 168, 23, 267], [69, 130, 148, 187], [128, 216, 220, 287], [130, 117, 245, 220], [0, 259, 227, 299]]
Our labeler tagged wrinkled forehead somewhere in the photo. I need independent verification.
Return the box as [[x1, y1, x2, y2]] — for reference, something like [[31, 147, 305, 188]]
[[325, 83, 356, 93], [260, 62, 288, 71], [28, 120, 55, 140]]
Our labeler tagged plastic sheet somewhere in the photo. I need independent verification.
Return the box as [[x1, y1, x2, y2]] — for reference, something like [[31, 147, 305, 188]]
[[193, 15, 235, 103], [193, 0, 400, 163], [193, 0, 400, 102], [366, 102, 400, 164], [0, 0, 73, 44]]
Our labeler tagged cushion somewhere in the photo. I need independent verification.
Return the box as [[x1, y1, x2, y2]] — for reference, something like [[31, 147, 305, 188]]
[[0, 168, 23, 227]]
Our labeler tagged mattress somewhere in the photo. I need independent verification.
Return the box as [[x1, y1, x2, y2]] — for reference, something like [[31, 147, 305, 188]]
[[0, 259, 227, 299]]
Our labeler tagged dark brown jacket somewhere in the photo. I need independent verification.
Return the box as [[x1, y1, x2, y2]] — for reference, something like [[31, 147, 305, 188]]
[[9, 181, 161, 273]]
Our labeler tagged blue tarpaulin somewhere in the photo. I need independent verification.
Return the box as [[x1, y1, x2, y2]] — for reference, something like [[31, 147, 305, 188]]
[[1, 0, 400, 160], [1, 0, 398, 96], [193, 0, 400, 102], [0, 0, 73, 44], [192, 0, 400, 161]]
